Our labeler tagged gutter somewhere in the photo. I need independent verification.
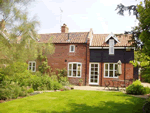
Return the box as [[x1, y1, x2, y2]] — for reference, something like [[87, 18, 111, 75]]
[[124, 47, 126, 84], [85, 32, 89, 86], [101, 47, 103, 86]]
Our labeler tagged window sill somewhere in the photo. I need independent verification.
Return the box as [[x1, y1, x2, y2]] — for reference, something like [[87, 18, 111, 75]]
[[67, 76, 81, 78], [104, 76, 118, 78]]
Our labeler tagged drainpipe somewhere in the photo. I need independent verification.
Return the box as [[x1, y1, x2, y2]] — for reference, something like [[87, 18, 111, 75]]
[[101, 47, 103, 86], [124, 47, 126, 84], [85, 42, 88, 86]]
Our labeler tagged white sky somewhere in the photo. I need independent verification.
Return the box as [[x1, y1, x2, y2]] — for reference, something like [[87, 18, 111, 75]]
[[28, 0, 142, 34]]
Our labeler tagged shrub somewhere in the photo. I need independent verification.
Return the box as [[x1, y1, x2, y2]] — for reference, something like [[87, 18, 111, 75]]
[[0, 81, 21, 100], [52, 81, 63, 90], [126, 80, 145, 95], [27, 88, 34, 93], [59, 77, 69, 86], [144, 87, 150, 94]]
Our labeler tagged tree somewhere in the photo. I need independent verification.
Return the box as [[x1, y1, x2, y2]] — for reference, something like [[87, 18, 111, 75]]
[[0, 0, 54, 65], [116, 0, 150, 82]]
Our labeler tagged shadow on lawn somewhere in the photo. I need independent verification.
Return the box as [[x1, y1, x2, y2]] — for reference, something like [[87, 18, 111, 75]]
[[34, 93, 146, 113]]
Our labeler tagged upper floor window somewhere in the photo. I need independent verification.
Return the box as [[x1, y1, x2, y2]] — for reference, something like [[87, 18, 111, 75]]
[[109, 39, 114, 55], [104, 63, 118, 78], [70, 45, 75, 52], [68, 62, 82, 77], [28, 61, 36, 72]]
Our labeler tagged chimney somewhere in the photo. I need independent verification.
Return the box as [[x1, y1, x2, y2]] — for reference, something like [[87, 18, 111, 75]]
[[61, 23, 69, 33], [0, 19, 5, 31]]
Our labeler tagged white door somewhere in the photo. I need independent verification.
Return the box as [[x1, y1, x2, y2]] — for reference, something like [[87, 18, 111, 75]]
[[89, 63, 99, 85]]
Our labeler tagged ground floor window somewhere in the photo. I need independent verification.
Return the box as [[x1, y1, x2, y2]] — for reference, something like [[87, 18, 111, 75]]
[[68, 62, 82, 77], [28, 61, 36, 72], [104, 63, 118, 78]]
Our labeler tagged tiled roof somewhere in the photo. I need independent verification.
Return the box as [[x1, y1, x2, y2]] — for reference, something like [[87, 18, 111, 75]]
[[91, 34, 133, 47], [38, 32, 89, 43]]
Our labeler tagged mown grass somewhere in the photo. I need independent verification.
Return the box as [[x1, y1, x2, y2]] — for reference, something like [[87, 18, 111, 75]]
[[0, 90, 146, 113]]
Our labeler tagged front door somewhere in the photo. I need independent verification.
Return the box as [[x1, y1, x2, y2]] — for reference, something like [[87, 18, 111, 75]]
[[89, 63, 99, 85]]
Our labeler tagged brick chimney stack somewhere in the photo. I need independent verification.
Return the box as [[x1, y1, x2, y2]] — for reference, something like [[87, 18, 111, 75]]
[[61, 23, 69, 33]]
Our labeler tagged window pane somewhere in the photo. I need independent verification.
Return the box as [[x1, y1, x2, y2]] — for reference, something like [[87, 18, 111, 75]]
[[73, 71, 76, 76], [33, 67, 35, 71], [77, 64, 81, 70], [95, 79, 97, 83], [115, 64, 118, 70], [109, 71, 113, 77], [91, 68, 94, 71], [95, 72, 98, 75], [91, 72, 94, 74], [91, 79, 93, 82], [95, 64, 98, 67], [115, 71, 117, 77], [71, 46, 74, 51], [91, 75, 94, 78], [29, 63, 32, 66], [91, 64, 94, 67], [69, 64, 72, 69], [33, 63, 35, 66], [105, 64, 108, 70], [95, 76, 97, 79], [105, 71, 108, 76], [95, 68, 98, 71], [77, 71, 80, 76], [29, 66, 31, 70], [69, 70, 72, 76], [73, 64, 76, 69], [110, 64, 113, 70]]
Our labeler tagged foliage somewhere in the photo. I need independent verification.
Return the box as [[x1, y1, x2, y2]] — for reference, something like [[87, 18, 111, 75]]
[[52, 81, 63, 90], [38, 55, 51, 74], [0, 90, 145, 113], [0, 0, 55, 65], [27, 88, 34, 93], [1, 62, 28, 76], [79, 79, 83, 83], [126, 80, 150, 95], [0, 81, 22, 100], [116, 1, 150, 83], [59, 77, 70, 86], [143, 97, 150, 113]]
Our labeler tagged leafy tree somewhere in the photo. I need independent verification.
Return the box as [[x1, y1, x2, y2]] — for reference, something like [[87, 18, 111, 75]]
[[0, 0, 54, 65], [116, 0, 150, 82]]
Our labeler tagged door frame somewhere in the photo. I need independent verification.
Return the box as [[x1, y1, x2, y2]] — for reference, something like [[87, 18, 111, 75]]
[[89, 62, 100, 85]]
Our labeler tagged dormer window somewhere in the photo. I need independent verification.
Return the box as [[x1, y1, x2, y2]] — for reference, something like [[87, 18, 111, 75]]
[[70, 45, 75, 52], [109, 39, 114, 55]]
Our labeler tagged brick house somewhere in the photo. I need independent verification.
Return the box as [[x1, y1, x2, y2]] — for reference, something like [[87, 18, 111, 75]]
[[28, 24, 138, 86]]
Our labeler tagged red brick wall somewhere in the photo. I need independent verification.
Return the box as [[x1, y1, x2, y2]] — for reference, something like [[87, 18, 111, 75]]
[[47, 43, 88, 85]]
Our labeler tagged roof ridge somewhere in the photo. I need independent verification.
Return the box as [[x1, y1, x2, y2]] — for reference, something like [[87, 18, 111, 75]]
[[39, 32, 89, 35]]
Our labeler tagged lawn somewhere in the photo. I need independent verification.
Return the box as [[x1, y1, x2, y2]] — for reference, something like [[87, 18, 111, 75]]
[[0, 90, 146, 113]]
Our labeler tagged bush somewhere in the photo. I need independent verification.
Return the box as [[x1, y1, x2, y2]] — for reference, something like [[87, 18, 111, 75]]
[[27, 88, 34, 93], [0, 81, 22, 100], [52, 81, 63, 90], [126, 80, 145, 95], [144, 87, 150, 94], [59, 77, 69, 86]]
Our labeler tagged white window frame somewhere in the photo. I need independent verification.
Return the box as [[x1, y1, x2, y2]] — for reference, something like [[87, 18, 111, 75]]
[[69, 45, 75, 52], [28, 61, 36, 72], [68, 62, 82, 78], [109, 39, 114, 55], [104, 63, 118, 78]]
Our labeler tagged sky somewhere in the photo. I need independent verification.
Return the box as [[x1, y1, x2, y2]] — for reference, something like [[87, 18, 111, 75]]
[[28, 0, 142, 34]]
